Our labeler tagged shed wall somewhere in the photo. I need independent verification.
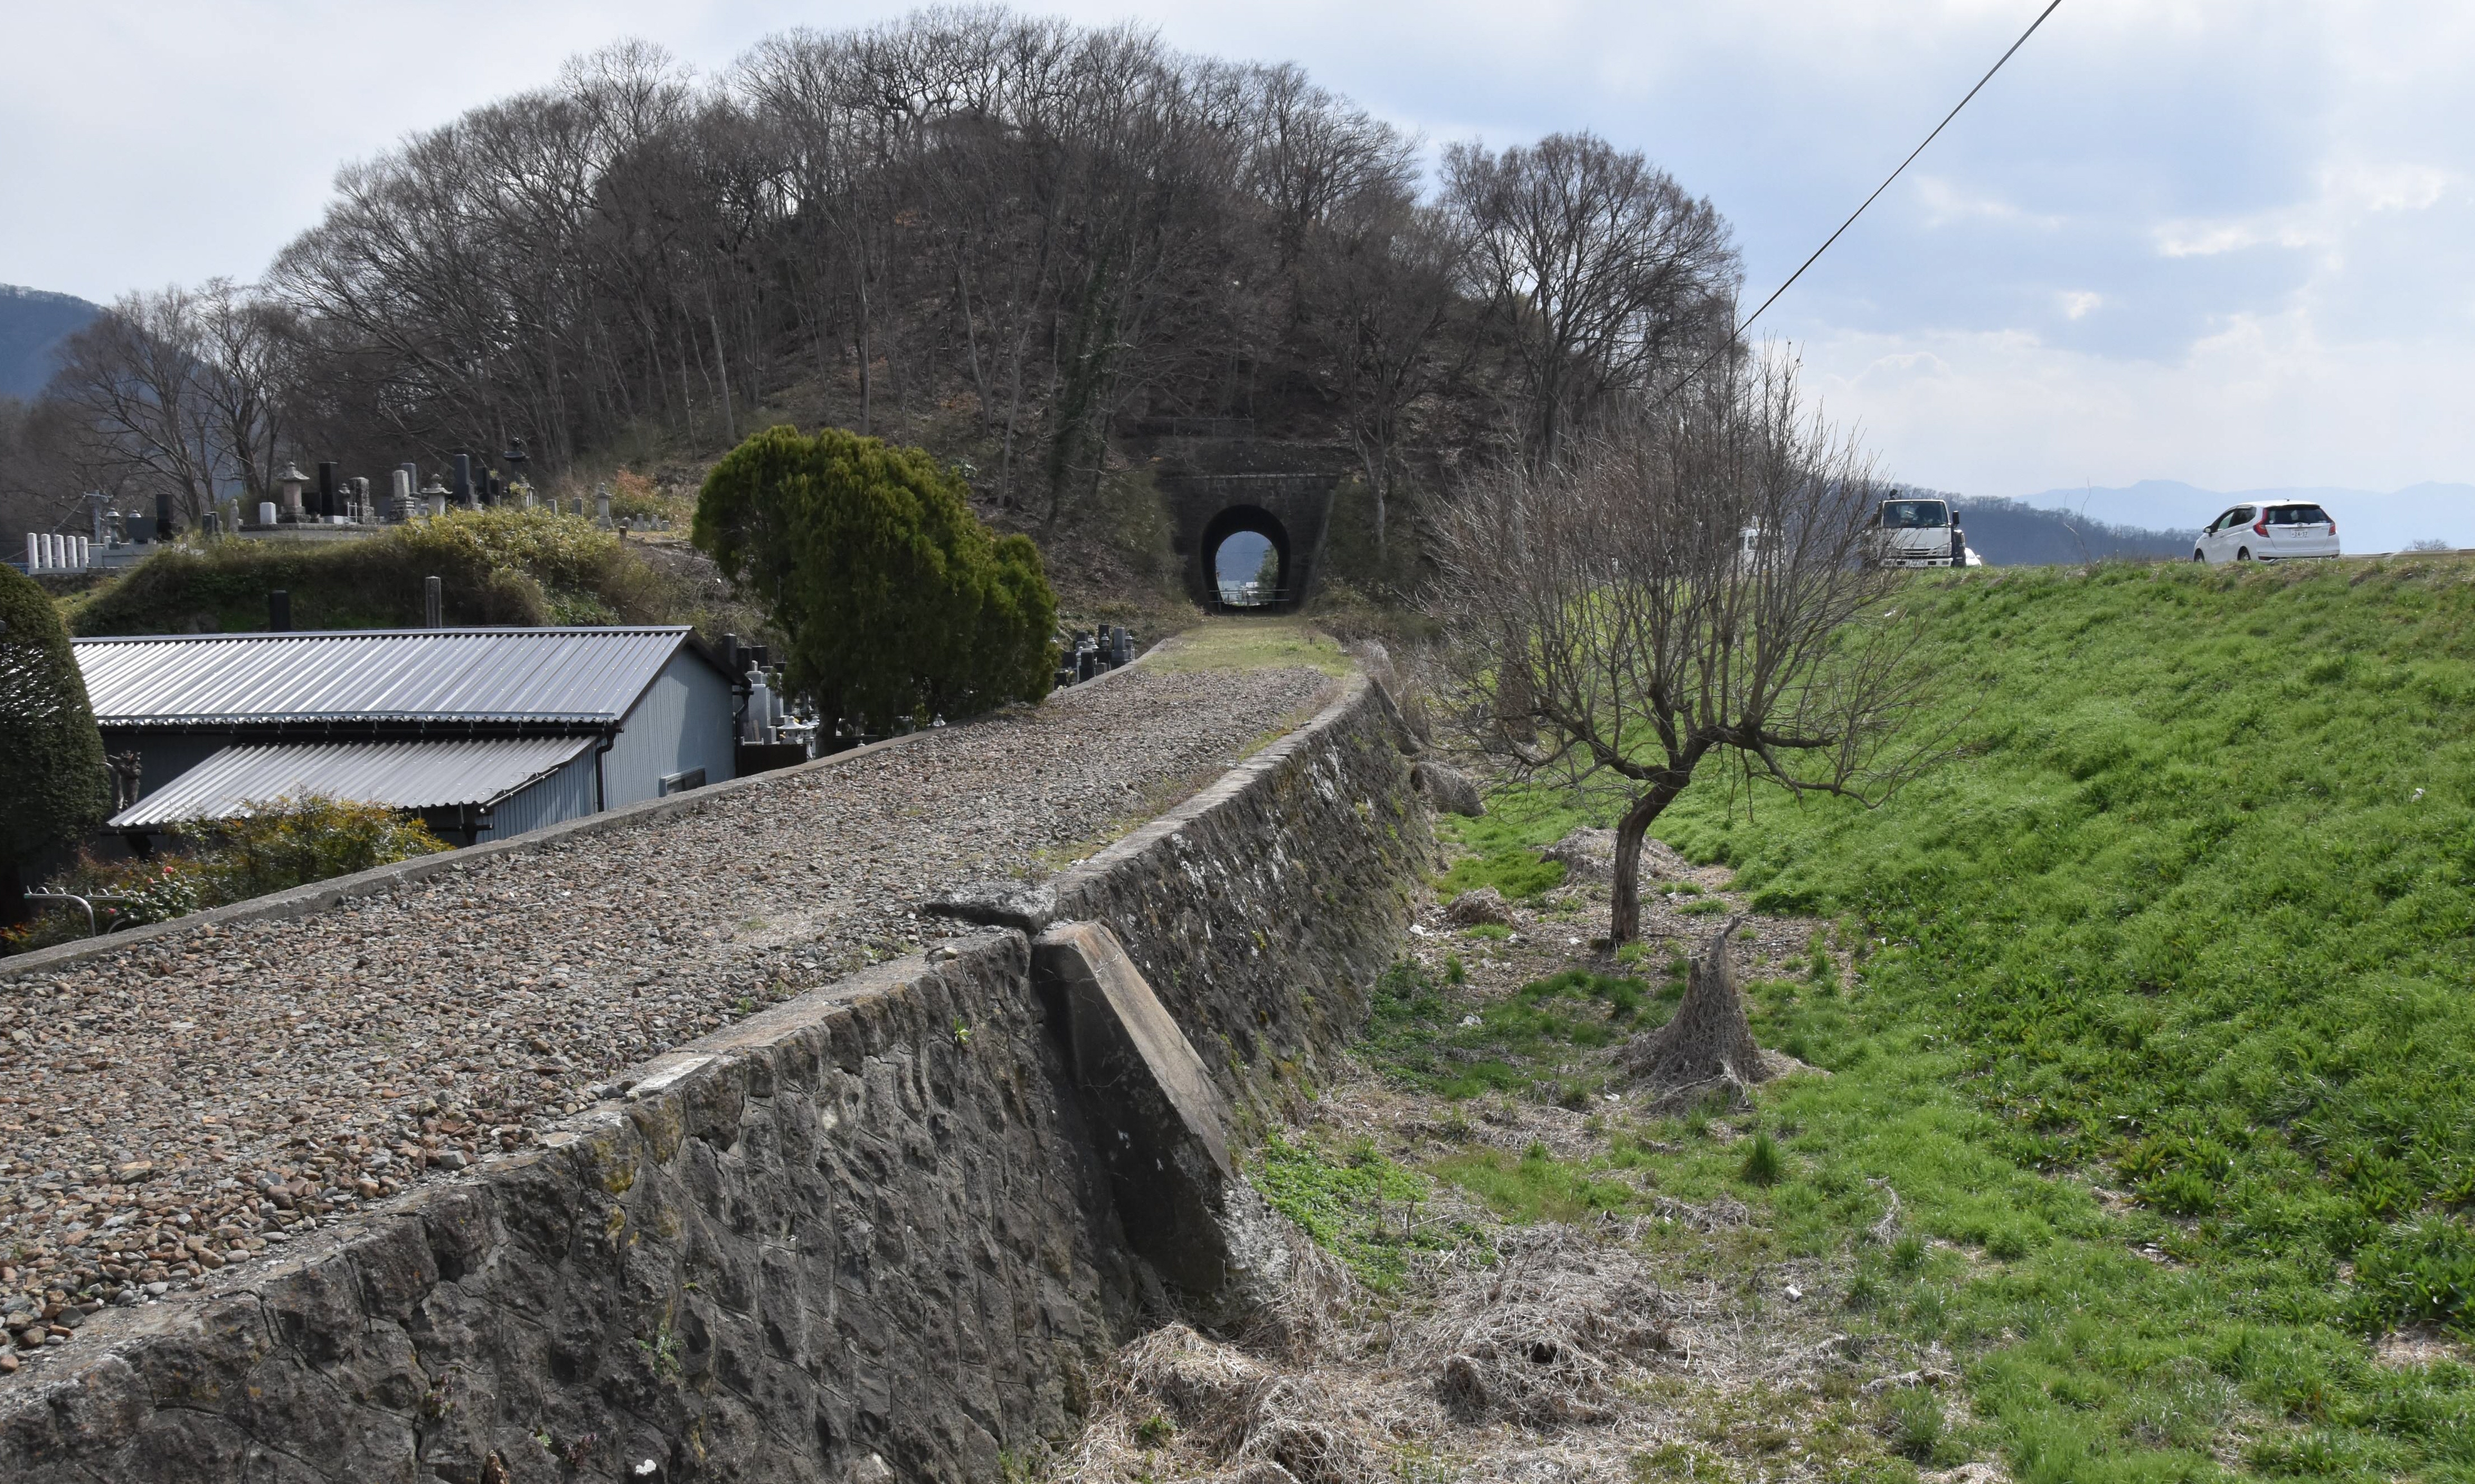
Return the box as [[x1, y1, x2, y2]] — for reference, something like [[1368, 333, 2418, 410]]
[[601, 651, 736, 808], [481, 746, 604, 840]]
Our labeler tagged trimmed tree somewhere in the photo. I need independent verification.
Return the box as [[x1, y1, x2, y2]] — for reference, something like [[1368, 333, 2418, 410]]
[[1435, 355, 1943, 1103], [694, 426, 1057, 728], [0, 564, 109, 924]]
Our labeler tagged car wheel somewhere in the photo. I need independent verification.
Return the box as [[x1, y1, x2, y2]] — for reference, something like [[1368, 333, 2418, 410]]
[[2193, 549, 2206, 563], [2236, 547, 2253, 562]]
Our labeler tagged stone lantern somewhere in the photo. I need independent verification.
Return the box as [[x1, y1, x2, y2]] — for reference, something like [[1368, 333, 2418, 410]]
[[274, 462, 310, 521], [267, 465, 305, 522]]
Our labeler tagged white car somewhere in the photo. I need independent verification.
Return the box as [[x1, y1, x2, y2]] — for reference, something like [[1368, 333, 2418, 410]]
[[2192, 501, 2339, 565], [1870, 496, 1967, 568]]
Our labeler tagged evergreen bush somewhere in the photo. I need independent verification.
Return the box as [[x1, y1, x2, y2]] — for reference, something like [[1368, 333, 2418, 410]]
[[694, 426, 1057, 727], [0, 564, 108, 892]]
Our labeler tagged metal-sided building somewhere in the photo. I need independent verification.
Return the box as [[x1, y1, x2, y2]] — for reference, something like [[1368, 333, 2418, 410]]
[[74, 627, 738, 845]]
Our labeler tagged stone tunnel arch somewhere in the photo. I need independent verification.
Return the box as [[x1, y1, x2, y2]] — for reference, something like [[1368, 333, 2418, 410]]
[[1199, 504, 1292, 609], [1162, 470, 1340, 612]]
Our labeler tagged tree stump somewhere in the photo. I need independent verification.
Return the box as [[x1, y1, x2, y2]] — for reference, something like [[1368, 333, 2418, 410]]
[[1622, 915, 1773, 1109]]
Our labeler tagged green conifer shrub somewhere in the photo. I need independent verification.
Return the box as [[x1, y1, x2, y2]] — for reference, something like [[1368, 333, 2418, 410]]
[[0, 564, 108, 915], [693, 426, 1057, 727]]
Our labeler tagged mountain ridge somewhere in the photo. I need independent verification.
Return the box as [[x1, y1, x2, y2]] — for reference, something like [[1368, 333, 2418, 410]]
[[0, 284, 100, 400], [2017, 479, 2475, 555]]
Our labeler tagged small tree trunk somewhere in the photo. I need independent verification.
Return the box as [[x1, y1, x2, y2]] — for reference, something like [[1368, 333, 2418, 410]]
[[1608, 781, 1682, 945], [1490, 623, 1535, 749], [1610, 809, 1649, 946], [1624, 915, 1766, 1103]]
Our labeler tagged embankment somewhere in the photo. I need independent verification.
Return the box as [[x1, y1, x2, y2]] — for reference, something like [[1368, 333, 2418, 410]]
[[0, 669, 1429, 1482]]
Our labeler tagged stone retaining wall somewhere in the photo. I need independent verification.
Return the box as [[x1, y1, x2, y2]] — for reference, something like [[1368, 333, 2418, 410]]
[[0, 671, 1427, 1482]]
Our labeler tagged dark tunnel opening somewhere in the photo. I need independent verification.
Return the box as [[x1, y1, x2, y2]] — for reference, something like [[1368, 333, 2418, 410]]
[[1198, 505, 1292, 611]]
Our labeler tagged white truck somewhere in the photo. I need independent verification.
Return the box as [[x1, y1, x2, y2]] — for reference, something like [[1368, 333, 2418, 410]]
[[1870, 495, 1977, 568]]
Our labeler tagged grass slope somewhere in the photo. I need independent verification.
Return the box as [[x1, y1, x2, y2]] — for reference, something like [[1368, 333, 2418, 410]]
[[1454, 560, 2475, 1481]]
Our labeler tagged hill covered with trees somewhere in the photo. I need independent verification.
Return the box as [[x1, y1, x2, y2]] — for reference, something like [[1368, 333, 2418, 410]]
[[6, 12, 1744, 611]]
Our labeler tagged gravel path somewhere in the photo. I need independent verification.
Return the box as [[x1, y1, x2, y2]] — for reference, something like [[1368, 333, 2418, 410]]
[[0, 660, 1336, 1372]]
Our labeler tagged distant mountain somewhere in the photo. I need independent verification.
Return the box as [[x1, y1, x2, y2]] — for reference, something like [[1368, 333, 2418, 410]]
[[1945, 496, 2195, 566], [0, 285, 99, 400], [2018, 480, 2475, 556]]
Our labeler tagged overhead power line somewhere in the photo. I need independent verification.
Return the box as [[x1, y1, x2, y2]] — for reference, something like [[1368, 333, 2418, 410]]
[[1661, 0, 2065, 402]]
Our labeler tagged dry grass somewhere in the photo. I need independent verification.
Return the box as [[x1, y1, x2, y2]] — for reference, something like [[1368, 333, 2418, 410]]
[[1051, 1201, 1947, 1483], [1042, 840, 1985, 1483]]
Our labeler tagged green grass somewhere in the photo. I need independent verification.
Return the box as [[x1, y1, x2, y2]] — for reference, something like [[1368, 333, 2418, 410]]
[[1439, 560, 2475, 1481], [1434, 786, 1590, 901], [1432, 1141, 1642, 1223], [1248, 1132, 1465, 1289], [1435, 849, 1567, 901], [1145, 616, 1352, 674], [1362, 959, 1675, 1104]]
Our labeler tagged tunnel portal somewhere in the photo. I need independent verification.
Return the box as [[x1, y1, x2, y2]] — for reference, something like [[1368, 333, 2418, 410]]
[[1163, 472, 1339, 612]]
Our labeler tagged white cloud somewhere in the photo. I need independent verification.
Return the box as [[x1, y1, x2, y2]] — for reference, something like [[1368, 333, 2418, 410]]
[[2060, 291, 2103, 320], [1912, 176, 2062, 230], [2156, 162, 2454, 258], [1806, 300, 2471, 498]]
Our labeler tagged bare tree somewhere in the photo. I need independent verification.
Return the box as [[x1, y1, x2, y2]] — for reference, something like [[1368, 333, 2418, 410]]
[[191, 281, 294, 500], [1444, 131, 1739, 469], [1435, 351, 1940, 948], [44, 282, 289, 527], [0, 396, 126, 549], [1302, 197, 1472, 563]]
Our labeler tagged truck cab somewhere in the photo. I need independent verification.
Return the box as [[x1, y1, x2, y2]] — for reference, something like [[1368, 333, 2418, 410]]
[[1871, 495, 1967, 568]]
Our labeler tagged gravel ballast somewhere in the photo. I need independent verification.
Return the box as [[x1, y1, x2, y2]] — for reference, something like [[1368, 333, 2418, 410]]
[[0, 660, 1335, 1373]]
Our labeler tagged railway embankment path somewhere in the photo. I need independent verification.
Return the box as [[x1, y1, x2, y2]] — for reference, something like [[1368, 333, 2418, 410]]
[[0, 627, 1341, 1374]]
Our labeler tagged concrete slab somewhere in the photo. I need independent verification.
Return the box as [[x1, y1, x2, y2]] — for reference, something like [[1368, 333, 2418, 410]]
[[1033, 921, 1272, 1312]]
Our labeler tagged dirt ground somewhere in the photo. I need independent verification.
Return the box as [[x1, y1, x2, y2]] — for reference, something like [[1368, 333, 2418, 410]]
[[1037, 830, 2006, 1484]]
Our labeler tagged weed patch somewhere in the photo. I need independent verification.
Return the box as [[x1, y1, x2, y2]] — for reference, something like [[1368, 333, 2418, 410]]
[[1248, 1132, 1461, 1289], [1429, 1142, 1642, 1224], [1362, 960, 1665, 1103]]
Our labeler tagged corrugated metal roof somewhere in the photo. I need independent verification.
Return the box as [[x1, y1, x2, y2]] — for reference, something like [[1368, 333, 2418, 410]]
[[109, 735, 599, 828], [74, 628, 694, 729]]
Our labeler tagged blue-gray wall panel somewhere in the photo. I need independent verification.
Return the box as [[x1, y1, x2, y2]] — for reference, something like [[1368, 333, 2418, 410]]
[[601, 651, 736, 808], [483, 748, 603, 841]]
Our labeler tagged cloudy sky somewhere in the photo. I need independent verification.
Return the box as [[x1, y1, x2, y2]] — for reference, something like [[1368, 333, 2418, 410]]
[[3, 0, 2468, 502]]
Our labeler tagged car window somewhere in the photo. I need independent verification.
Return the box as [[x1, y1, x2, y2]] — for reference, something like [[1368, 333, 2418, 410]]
[[2209, 509, 2239, 532], [2271, 504, 2330, 525], [2231, 506, 2256, 526], [1879, 500, 1948, 530]]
